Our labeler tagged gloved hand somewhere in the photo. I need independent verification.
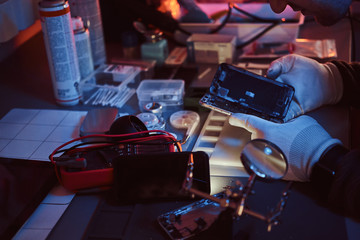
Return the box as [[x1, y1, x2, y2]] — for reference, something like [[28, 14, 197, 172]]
[[229, 113, 341, 181], [267, 54, 343, 121]]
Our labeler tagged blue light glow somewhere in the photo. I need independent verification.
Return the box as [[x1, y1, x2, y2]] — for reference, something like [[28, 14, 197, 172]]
[[264, 147, 272, 155]]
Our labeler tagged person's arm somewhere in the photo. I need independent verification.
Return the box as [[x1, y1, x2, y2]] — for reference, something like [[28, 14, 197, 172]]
[[330, 61, 360, 108], [317, 61, 360, 218], [311, 145, 360, 219], [229, 113, 360, 219]]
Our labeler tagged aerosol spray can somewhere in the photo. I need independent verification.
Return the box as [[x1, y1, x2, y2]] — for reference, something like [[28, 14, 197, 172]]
[[39, 0, 81, 106], [68, 0, 106, 67], [72, 16, 94, 79]]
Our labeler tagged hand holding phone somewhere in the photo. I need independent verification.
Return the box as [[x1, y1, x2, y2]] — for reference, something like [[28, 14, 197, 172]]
[[199, 63, 295, 123]]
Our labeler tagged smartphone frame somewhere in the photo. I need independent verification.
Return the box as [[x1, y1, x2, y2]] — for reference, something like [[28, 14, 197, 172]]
[[199, 63, 295, 123]]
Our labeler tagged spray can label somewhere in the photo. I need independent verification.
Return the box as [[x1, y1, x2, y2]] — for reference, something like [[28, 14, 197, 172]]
[[68, 0, 107, 67], [73, 17, 94, 79], [39, 0, 81, 106]]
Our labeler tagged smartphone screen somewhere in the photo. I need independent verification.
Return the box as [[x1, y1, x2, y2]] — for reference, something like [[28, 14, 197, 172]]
[[200, 63, 295, 122]]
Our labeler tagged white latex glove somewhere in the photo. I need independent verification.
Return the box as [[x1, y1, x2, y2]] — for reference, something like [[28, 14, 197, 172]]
[[267, 54, 343, 121], [229, 113, 341, 182]]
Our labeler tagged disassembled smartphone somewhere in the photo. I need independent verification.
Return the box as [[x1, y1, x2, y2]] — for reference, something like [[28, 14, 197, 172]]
[[158, 193, 224, 240], [199, 63, 295, 123]]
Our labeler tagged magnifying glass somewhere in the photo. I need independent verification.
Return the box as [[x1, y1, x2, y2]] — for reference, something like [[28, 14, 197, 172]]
[[181, 138, 291, 232], [241, 139, 288, 180]]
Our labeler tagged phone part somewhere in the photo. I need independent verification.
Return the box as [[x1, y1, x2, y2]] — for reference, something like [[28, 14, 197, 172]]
[[199, 63, 294, 123]]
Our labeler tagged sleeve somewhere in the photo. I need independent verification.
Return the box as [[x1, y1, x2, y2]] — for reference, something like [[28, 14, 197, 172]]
[[310, 144, 360, 219], [330, 61, 360, 108], [328, 149, 360, 218]]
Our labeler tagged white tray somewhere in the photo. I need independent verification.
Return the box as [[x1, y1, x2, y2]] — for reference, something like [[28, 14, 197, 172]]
[[179, 3, 304, 45]]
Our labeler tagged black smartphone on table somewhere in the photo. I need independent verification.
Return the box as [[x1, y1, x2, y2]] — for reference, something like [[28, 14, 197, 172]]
[[199, 63, 295, 123]]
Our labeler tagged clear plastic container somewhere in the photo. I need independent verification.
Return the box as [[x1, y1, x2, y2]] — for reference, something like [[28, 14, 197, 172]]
[[136, 79, 185, 111], [80, 64, 141, 108]]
